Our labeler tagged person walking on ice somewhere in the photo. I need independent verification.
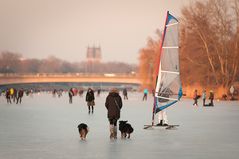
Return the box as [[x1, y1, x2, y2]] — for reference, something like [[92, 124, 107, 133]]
[[16, 88, 24, 104], [123, 88, 128, 100], [193, 89, 199, 106], [86, 88, 95, 114], [142, 88, 148, 101], [68, 88, 74, 104], [202, 89, 206, 106], [105, 88, 122, 139], [209, 90, 214, 106]]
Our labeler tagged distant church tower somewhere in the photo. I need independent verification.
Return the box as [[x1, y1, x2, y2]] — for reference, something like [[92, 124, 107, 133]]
[[86, 46, 101, 63], [85, 46, 102, 73]]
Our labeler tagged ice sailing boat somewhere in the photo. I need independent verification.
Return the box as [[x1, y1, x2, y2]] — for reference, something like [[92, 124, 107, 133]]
[[144, 11, 183, 129]]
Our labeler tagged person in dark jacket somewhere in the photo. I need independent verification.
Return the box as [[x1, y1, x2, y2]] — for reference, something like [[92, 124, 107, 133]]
[[13, 88, 17, 103], [202, 89, 206, 106], [68, 88, 74, 104], [123, 88, 128, 100], [193, 89, 198, 106], [16, 88, 24, 104], [209, 90, 214, 106], [6, 89, 11, 104], [105, 88, 122, 139], [86, 88, 95, 114]]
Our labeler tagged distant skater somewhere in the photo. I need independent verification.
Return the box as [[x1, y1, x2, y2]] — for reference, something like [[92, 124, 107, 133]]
[[230, 86, 235, 100], [13, 88, 17, 103], [123, 88, 128, 100], [202, 89, 206, 106], [52, 89, 57, 97], [97, 88, 101, 97], [6, 89, 11, 104], [16, 88, 24, 104], [9, 88, 14, 101], [193, 89, 198, 106], [86, 88, 95, 114], [105, 88, 122, 139], [79, 89, 84, 97], [142, 88, 148, 101], [209, 90, 214, 106], [68, 88, 74, 104]]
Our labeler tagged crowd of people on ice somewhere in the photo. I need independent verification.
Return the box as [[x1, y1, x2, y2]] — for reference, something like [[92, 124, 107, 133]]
[[0, 86, 238, 139], [193, 89, 215, 107], [1, 88, 25, 104]]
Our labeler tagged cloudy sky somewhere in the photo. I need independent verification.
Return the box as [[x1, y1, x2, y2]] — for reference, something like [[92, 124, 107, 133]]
[[0, 0, 191, 64]]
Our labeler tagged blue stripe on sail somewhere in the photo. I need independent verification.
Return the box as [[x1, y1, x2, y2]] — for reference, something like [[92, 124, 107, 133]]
[[155, 100, 178, 114], [155, 86, 183, 113], [167, 13, 178, 24]]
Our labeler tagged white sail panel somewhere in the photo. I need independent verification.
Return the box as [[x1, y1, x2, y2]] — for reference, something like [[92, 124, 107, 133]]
[[154, 12, 182, 113]]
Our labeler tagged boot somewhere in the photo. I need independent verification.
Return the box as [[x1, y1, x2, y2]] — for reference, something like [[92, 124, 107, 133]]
[[113, 126, 117, 139], [156, 120, 163, 126], [109, 125, 114, 139], [163, 123, 168, 126]]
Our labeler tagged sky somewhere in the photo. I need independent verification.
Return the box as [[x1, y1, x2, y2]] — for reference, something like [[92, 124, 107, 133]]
[[0, 0, 191, 64]]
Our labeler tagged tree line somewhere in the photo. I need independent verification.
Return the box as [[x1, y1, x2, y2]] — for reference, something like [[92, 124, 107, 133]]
[[0, 52, 137, 74], [139, 0, 239, 98]]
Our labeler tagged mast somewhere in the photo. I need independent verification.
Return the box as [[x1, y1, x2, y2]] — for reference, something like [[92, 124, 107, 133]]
[[151, 11, 169, 126]]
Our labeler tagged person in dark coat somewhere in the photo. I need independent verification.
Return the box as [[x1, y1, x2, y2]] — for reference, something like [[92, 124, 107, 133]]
[[97, 88, 101, 97], [123, 88, 128, 100], [209, 90, 214, 106], [68, 88, 74, 104], [6, 89, 11, 104], [193, 89, 198, 106], [202, 89, 206, 106], [13, 88, 17, 103], [16, 88, 24, 104], [86, 88, 95, 114], [105, 88, 122, 139]]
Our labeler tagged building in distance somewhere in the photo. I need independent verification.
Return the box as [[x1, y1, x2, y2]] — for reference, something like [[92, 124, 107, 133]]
[[86, 46, 101, 63]]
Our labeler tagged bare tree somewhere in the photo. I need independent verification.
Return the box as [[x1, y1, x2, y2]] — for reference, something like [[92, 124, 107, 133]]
[[0, 52, 137, 74], [181, 0, 239, 95], [0, 52, 21, 73]]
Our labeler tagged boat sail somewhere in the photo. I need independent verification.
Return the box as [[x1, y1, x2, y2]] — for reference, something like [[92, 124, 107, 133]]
[[148, 11, 183, 128]]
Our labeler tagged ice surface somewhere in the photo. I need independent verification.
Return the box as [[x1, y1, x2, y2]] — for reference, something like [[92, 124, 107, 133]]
[[0, 92, 239, 159]]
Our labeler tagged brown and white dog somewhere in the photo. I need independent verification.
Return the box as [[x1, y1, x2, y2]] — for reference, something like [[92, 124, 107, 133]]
[[77, 123, 89, 140]]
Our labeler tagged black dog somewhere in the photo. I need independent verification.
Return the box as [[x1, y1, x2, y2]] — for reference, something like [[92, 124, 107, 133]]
[[119, 120, 134, 139], [77, 123, 89, 140]]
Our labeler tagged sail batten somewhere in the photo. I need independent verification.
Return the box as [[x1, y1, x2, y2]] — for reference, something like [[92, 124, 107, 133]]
[[161, 70, 179, 74], [155, 95, 179, 101], [166, 22, 178, 27], [162, 46, 179, 49]]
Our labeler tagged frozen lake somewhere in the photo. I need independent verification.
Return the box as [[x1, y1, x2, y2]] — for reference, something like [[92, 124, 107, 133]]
[[0, 92, 239, 159]]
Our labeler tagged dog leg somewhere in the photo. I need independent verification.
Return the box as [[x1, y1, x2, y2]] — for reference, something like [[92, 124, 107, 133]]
[[82, 130, 86, 140], [79, 130, 83, 139], [124, 133, 127, 139], [80, 134, 83, 140], [85, 131, 88, 140], [127, 133, 130, 139]]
